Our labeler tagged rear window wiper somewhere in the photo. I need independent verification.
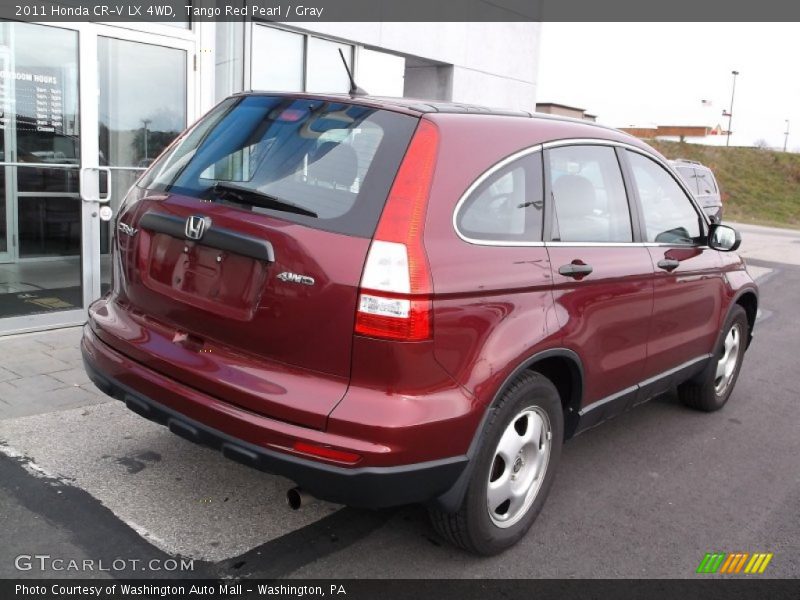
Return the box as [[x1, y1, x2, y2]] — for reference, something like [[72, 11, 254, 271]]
[[210, 182, 318, 218]]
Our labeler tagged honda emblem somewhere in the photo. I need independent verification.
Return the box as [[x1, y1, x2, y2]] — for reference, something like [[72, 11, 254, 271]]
[[185, 215, 210, 241]]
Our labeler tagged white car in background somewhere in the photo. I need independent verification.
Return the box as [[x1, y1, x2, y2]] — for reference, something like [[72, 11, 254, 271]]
[[671, 159, 723, 222]]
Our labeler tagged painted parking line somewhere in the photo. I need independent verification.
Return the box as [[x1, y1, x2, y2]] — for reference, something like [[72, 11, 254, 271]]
[[0, 401, 340, 561], [745, 265, 772, 282]]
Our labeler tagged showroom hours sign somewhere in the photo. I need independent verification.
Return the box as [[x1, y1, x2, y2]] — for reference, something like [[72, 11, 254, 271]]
[[0, 67, 64, 134]]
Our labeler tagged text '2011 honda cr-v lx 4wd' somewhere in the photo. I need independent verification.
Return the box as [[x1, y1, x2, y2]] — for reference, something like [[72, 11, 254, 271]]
[[82, 93, 758, 555]]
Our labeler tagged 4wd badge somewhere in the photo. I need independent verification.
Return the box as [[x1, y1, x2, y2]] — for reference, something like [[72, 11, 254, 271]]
[[277, 272, 315, 286]]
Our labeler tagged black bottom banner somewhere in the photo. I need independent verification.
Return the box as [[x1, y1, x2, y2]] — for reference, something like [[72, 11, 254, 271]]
[[3, 579, 799, 600]]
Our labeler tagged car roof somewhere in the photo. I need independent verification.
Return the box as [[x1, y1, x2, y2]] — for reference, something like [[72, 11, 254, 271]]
[[236, 90, 623, 132], [671, 159, 713, 172], [237, 90, 531, 116], [234, 90, 654, 155]]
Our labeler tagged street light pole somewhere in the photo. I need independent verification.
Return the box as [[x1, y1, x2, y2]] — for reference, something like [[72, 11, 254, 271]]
[[726, 70, 739, 147], [784, 120, 790, 152], [141, 119, 152, 159]]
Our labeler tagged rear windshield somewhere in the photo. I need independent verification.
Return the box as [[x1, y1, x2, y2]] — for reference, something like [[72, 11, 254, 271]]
[[137, 95, 417, 237]]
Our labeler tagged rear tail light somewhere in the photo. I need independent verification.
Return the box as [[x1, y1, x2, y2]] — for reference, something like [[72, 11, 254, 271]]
[[355, 119, 438, 341]]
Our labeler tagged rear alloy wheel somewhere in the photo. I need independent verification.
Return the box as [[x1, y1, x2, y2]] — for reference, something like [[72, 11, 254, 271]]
[[679, 305, 749, 412], [487, 407, 552, 528], [429, 371, 563, 555]]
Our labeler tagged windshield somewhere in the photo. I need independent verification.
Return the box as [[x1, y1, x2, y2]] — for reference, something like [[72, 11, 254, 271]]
[[137, 95, 417, 237]]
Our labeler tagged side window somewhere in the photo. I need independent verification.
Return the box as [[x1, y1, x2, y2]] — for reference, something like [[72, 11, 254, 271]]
[[627, 151, 702, 244], [675, 166, 699, 194], [456, 152, 544, 243], [548, 145, 633, 243], [696, 169, 717, 195]]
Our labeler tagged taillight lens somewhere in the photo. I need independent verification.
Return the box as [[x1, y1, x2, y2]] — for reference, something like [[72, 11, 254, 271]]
[[355, 119, 438, 341]]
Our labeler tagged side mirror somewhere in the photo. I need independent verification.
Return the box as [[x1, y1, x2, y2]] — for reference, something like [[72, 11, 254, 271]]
[[708, 223, 741, 252]]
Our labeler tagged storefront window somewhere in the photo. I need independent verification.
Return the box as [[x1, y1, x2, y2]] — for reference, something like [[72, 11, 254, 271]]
[[98, 37, 186, 168], [249, 26, 355, 95], [97, 37, 187, 290], [215, 21, 244, 101], [306, 37, 353, 93], [251, 26, 304, 92]]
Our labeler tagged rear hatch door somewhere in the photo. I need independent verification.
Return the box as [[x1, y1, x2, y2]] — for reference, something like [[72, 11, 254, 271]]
[[105, 96, 417, 428]]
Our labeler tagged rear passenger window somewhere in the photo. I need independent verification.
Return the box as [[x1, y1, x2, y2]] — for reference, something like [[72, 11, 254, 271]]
[[627, 151, 702, 244], [456, 152, 544, 243], [548, 145, 633, 243], [675, 166, 700, 194], [696, 170, 717, 195]]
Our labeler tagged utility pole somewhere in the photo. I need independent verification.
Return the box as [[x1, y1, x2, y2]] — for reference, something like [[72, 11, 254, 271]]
[[141, 119, 152, 159], [784, 120, 790, 152], [726, 70, 739, 147]]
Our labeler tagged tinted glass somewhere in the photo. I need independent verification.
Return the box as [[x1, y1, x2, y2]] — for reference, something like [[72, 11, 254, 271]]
[[627, 151, 702, 244], [696, 169, 717, 195], [548, 145, 632, 243], [98, 37, 186, 168], [0, 23, 80, 165], [140, 95, 417, 238], [456, 152, 543, 243], [0, 22, 83, 317], [0, 172, 5, 254], [675, 166, 699, 193]]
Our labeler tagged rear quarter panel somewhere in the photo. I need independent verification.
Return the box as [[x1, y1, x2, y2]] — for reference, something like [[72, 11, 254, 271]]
[[423, 114, 573, 406]]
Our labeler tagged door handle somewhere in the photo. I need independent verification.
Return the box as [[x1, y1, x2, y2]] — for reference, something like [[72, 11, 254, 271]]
[[80, 166, 112, 203], [558, 262, 593, 279], [657, 258, 681, 272]]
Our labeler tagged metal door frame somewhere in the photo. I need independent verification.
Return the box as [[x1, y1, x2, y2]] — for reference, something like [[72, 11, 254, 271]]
[[0, 21, 196, 335]]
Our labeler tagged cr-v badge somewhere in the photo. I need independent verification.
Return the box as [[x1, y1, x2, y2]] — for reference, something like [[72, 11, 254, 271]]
[[277, 272, 315, 286], [117, 222, 137, 237]]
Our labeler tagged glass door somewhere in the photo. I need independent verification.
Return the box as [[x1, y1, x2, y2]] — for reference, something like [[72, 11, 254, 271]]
[[93, 28, 193, 296], [0, 22, 85, 331], [0, 22, 195, 335]]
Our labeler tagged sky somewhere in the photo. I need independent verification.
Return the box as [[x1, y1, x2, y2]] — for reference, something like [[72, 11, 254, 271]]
[[537, 23, 800, 150]]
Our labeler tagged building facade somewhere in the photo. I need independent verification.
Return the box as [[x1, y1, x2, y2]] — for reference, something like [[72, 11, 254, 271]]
[[0, 20, 540, 335]]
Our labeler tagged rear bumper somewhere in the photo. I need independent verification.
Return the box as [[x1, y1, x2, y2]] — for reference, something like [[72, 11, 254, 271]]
[[81, 325, 467, 508]]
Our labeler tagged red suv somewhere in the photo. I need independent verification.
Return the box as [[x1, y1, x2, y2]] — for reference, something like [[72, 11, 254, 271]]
[[82, 93, 758, 555]]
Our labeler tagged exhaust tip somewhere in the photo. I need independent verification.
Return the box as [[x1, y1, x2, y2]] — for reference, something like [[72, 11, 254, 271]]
[[286, 487, 304, 510]]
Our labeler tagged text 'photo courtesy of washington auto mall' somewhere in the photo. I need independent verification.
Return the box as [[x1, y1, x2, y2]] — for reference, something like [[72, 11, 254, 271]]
[[0, 1, 798, 599]]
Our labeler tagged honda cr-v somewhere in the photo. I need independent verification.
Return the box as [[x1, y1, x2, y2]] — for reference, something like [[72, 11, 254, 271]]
[[83, 93, 758, 554]]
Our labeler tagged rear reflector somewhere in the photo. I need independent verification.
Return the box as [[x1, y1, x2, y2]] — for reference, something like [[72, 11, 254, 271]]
[[355, 119, 438, 342], [292, 441, 361, 464]]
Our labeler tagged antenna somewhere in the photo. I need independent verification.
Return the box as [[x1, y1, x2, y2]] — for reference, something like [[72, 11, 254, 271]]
[[339, 48, 367, 97]]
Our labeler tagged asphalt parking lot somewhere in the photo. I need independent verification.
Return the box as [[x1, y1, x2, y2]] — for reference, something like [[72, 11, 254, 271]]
[[0, 222, 798, 579]]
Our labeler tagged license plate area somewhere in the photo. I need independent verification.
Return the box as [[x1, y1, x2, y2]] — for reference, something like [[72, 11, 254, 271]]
[[143, 233, 267, 320]]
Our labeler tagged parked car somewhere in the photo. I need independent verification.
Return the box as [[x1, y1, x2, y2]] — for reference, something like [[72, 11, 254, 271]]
[[671, 159, 723, 222], [82, 93, 758, 555]]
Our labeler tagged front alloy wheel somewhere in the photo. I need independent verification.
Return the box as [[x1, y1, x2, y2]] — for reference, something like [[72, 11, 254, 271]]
[[679, 304, 749, 412], [714, 323, 742, 396]]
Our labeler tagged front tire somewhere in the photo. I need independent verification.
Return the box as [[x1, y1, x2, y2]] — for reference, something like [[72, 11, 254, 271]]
[[679, 305, 749, 412], [429, 371, 563, 555]]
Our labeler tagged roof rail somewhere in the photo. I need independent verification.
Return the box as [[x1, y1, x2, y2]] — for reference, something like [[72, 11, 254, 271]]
[[672, 158, 702, 165]]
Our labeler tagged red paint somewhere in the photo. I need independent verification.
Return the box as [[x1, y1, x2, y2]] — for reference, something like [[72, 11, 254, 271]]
[[84, 95, 758, 484]]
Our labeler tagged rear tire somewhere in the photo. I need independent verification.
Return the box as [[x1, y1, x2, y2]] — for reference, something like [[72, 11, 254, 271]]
[[679, 305, 749, 412], [429, 371, 563, 555]]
